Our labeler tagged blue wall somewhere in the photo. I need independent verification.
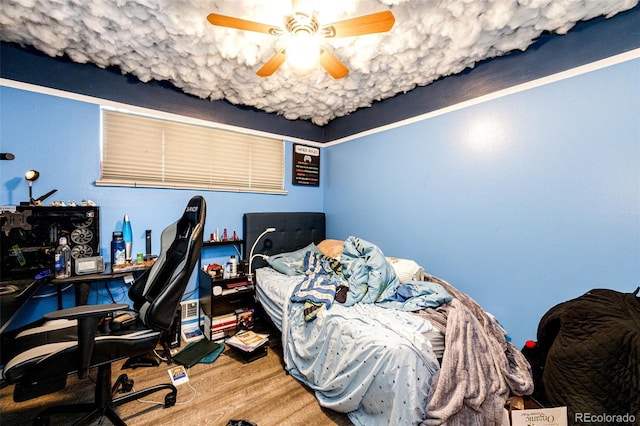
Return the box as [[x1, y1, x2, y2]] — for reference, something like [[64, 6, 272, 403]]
[[2, 58, 639, 347], [0, 86, 323, 327], [324, 58, 640, 348]]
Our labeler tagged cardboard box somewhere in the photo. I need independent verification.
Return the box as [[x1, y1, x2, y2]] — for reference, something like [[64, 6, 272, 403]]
[[511, 406, 567, 426]]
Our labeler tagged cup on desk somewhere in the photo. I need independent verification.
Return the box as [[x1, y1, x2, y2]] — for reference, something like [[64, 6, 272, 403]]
[[136, 253, 144, 263]]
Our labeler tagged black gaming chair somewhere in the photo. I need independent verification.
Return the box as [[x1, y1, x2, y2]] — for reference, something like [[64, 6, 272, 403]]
[[2, 195, 206, 425]]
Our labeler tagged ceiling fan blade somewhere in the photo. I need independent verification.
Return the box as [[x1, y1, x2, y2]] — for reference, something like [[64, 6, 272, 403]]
[[319, 48, 349, 79], [257, 49, 287, 77], [321, 10, 395, 38], [207, 13, 283, 35]]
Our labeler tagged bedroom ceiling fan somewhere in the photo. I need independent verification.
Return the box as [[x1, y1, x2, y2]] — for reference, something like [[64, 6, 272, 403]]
[[206, 0, 395, 79]]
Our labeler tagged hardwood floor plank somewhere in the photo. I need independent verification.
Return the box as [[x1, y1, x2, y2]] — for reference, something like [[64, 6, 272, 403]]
[[0, 343, 352, 425]]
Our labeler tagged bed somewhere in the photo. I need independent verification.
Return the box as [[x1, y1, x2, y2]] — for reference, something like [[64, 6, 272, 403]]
[[243, 212, 533, 426]]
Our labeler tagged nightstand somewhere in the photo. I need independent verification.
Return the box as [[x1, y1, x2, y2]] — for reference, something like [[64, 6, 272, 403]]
[[198, 269, 255, 341]]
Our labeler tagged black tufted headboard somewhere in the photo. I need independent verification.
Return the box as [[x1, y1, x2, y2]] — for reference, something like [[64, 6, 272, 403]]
[[243, 212, 325, 271]]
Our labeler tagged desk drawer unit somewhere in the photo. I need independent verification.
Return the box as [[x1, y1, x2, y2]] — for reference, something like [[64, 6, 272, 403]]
[[198, 269, 255, 340]]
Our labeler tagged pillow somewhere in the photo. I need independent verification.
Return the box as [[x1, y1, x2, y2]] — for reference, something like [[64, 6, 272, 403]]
[[386, 257, 425, 284], [317, 239, 344, 259], [267, 243, 320, 276]]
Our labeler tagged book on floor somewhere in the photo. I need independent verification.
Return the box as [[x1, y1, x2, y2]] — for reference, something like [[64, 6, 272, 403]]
[[226, 330, 268, 352]]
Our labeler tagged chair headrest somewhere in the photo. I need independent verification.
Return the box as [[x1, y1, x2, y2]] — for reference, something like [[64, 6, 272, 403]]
[[176, 196, 206, 239]]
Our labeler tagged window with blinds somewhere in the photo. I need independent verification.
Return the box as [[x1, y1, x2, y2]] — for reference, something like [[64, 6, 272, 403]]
[[97, 109, 286, 194]]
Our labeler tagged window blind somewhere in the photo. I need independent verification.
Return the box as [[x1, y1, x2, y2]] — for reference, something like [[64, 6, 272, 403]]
[[97, 109, 286, 194]]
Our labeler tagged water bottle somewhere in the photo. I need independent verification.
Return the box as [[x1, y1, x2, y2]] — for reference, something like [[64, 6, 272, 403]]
[[111, 231, 125, 267], [223, 262, 231, 279], [54, 237, 71, 279], [230, 255, 237, 277]]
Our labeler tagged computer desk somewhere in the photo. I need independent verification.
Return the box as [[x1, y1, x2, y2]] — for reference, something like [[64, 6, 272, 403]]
[[1, 266, 151, 334], [0, 277, 46, 336], [51, 266, 150, 308], [0, 266, 151, 365]]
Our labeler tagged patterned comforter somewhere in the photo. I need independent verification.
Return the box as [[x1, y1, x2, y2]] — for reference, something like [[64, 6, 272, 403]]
[[267, 237, 534, 425]]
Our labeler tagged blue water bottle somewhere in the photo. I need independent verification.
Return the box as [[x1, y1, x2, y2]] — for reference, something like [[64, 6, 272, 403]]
[[111, 231, 125, 267]]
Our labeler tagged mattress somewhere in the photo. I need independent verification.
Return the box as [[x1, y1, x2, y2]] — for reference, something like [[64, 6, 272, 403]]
[[255, 266, 445, 358], [255, 267, 301, 332]]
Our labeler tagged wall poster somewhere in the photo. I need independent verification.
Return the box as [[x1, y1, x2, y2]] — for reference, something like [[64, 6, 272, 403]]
[[292, 143, 320, 186]]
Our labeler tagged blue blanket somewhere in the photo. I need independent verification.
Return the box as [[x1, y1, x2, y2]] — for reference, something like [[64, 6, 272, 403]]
[[281, 237, 453, 424], [291, 236, 452, 312], [282, 299, 441, 426], [290, 251, 338, 308]]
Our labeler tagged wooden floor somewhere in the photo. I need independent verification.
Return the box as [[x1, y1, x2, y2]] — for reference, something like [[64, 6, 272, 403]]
[[0, 342, 352, 426]]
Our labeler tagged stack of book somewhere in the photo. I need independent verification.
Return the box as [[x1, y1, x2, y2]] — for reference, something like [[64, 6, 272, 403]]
[[226, 330, 268, 351], [206, 307, 254, 341], [226, 330, 269, 362], [208, 312, 237, 340]]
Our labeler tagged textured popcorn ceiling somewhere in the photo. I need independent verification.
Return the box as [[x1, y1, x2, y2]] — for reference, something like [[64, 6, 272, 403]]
[[1, 0, 637, 125]]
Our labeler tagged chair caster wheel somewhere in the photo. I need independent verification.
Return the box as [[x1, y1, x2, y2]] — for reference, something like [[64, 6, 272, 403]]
[[164, 392, 177, 408], [122, 378, 134, 393], [113, 373, 134, 394]]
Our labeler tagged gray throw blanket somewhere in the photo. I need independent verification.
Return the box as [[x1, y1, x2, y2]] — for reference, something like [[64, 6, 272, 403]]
[[416, 275, 534, 426]]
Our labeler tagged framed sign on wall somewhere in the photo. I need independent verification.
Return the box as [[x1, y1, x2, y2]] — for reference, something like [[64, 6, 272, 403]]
[[292, 143, 320, 186]]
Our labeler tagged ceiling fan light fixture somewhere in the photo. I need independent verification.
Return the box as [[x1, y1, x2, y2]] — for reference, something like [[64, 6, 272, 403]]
[[292, 0, 314, 16], [206, 4, 395, 79], [286, 32, 320, 70]]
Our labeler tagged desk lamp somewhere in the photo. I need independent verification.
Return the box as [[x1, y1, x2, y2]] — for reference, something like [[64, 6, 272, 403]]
[[25, 170, 40, 205], [247, 227, 276, 283], [23, 170, 57, 206]]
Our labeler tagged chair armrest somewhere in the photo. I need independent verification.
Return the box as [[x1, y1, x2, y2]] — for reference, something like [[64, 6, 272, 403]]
[[44, 303, 129, 379], [43, 303, 129, 321]]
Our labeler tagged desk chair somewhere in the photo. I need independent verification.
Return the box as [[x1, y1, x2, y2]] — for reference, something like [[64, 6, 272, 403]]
[[2, 196, 206, 425]]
